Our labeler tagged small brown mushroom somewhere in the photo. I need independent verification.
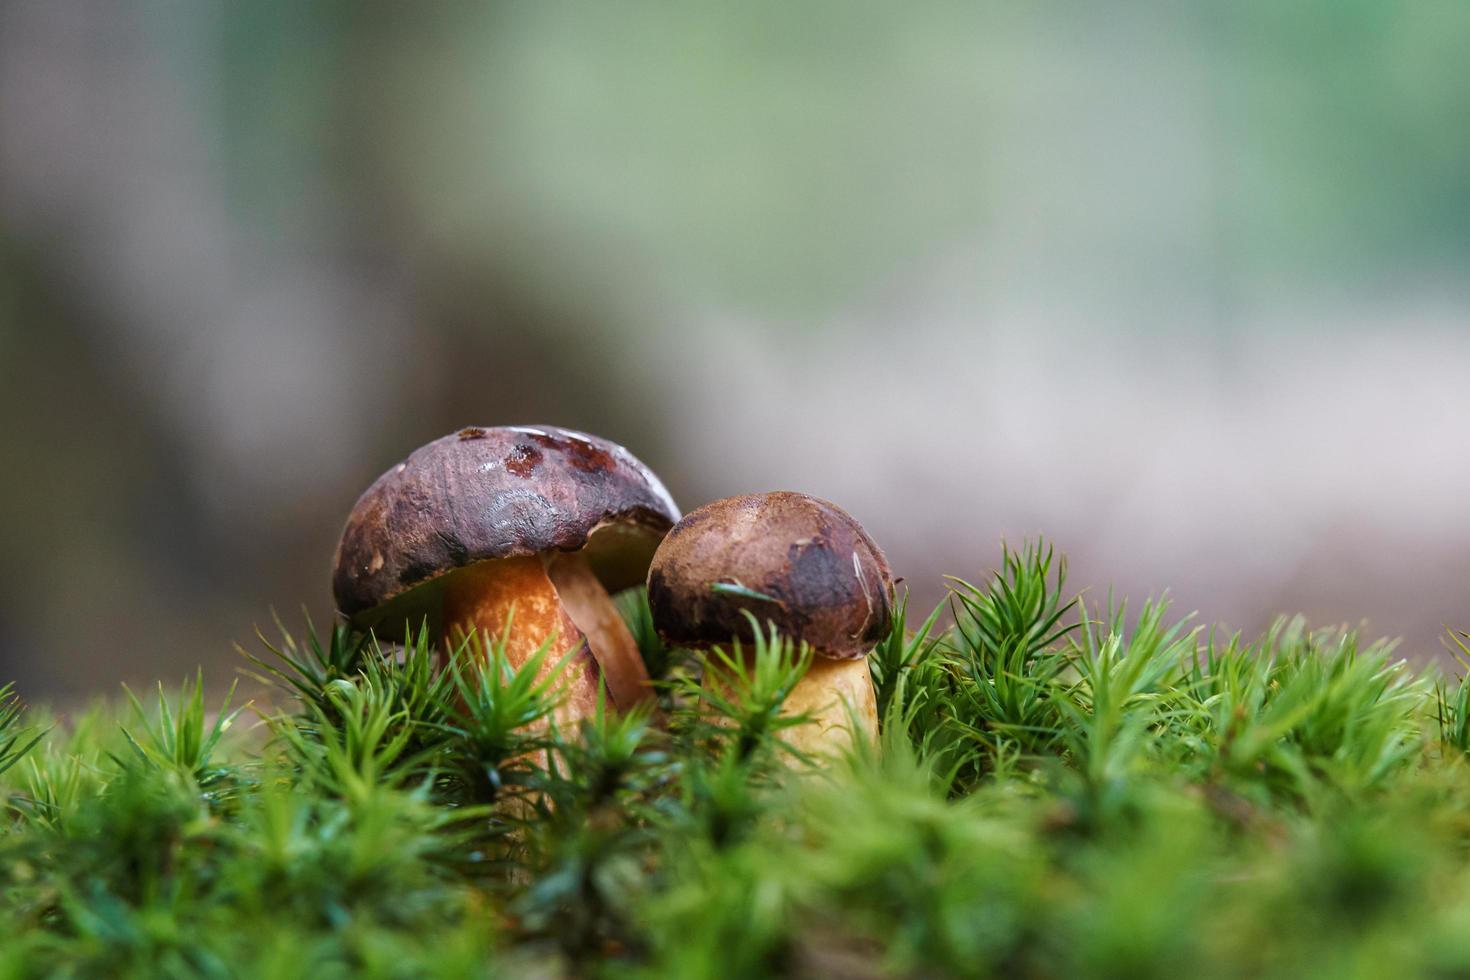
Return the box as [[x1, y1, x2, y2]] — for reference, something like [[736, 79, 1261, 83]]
[[646, 491, 893, 757], [332, 426, 679, 727]]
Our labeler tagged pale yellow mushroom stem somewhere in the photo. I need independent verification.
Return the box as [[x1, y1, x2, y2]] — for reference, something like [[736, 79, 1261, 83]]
[[779, 655, 878, 758], [707, 649, 878, 761]]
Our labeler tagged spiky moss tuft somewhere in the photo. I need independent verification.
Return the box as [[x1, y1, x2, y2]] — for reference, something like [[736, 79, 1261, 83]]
[[3, 542, 1470, 978]]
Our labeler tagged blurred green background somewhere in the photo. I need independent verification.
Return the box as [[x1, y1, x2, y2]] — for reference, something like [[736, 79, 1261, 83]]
[[1, 1, 1468, 700]]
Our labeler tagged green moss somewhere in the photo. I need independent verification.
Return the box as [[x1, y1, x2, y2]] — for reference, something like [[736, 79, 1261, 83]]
[[3, 543, 1470, 978]]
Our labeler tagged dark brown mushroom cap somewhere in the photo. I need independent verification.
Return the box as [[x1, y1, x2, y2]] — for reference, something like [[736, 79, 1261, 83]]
[[333, 425, 679, 622], [646, 491, 893, 660]]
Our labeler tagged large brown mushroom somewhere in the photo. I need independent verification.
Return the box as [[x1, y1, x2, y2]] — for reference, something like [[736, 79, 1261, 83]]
[[646, 491, 893, 757], [332, 426, 679, 726]]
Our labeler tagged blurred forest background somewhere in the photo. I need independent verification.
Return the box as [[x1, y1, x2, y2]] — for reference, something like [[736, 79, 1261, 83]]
[[1, 2, 1468, 701]]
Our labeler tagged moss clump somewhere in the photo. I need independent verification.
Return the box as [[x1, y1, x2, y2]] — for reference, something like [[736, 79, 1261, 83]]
[[3, 542, 1470, 978]]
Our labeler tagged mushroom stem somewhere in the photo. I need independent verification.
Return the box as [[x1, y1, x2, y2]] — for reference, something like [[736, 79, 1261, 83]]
[[710, 650, 878, 760], [441, 556, 602, 729], [440, 553, 655, 725]]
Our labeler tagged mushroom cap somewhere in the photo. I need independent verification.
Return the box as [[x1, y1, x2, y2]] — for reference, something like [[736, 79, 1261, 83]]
[[647, 491, 893, 660], [333, 425, 680, 623]]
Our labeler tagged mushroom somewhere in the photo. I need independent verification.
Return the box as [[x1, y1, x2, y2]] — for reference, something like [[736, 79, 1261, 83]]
[[332, 425, 679, 726], [646, 491, 893, 757]]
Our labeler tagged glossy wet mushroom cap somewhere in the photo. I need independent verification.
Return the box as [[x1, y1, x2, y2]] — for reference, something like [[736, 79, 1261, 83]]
[[332, 425, 680, 628], [647, 491, 893, 659]]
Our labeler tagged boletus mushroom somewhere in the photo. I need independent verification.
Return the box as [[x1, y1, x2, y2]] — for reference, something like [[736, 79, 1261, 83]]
[[332, 425, 679, 726], [646, 491, 893, 757]]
